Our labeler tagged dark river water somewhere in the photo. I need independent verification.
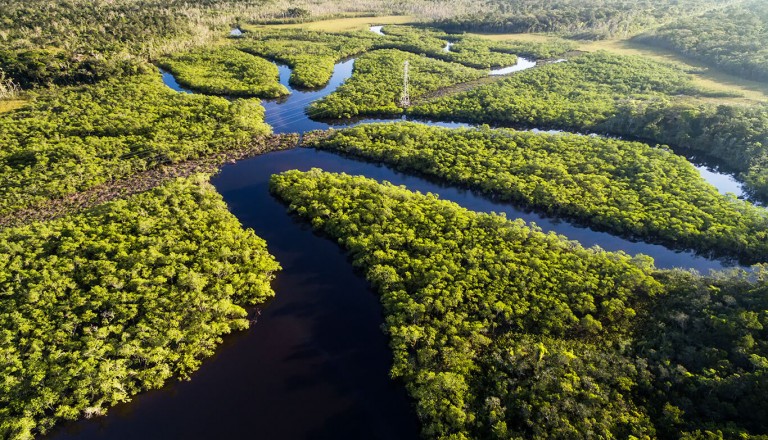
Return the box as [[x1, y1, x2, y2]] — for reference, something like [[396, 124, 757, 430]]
[[47, 30, 755, 440]]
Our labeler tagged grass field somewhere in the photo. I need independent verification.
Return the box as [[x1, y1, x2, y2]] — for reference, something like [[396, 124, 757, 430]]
[[468, 32, 556, 43], [472, 32, 768, 104], [0, 99, 26, 113], [245, 15, 419, 32]]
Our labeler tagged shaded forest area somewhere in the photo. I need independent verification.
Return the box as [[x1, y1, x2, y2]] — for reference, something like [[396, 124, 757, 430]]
[[635, 0, 768, 83]]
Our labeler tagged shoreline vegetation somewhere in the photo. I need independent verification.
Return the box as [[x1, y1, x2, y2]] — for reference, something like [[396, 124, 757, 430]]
[[1, 175, 281, 439], [157, 47, 290, 97], [303, 123, 768, 265], [270, 168, 768, 439], [408, 52, 768, 203], [0, 73, 271, 216]]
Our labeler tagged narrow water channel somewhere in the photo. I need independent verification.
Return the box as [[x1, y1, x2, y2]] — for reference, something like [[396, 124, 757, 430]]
[[46, 151, 421, 440], [48, 29, 756, 439]]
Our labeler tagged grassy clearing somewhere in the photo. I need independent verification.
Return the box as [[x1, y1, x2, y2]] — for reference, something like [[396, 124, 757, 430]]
[[245, 15, 419, 33], [0, 99, 26, 113], [578, 39, 768, 103], [467, 32, 557, 43], [471, 32, 768, 103]]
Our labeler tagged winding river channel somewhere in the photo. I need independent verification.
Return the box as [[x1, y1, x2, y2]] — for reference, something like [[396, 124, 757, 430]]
[[48, 27, 755, 440]]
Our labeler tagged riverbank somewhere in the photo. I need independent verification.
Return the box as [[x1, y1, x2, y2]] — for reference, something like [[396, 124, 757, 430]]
[[0, 134, 298, 228]]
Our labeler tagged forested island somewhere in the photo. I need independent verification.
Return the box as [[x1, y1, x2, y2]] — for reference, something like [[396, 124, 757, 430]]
[[1, 0, 767, 439]]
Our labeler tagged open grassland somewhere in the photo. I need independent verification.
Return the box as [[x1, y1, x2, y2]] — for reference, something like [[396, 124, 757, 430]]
[[245, 15, 419, 32]]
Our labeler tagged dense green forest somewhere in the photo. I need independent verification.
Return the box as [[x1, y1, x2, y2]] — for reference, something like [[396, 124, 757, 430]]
[[158, 47, 288, 97], [309, 49, 485, 118], [639, 269, 768, 438], [0, 0, 742, 89], [375, 26, 519, 69], [271, 168, 663, 439], [271, 169, 768, 438], [410, 52, 768, 201], [237, 25, 560, 89], [0, 72, 270, 216], [433, 0, 731, 39], [238, 28, 379, 88], [307, 123, 768, 264], [0, 175, 280, 439], [635, 0, 768, 83]]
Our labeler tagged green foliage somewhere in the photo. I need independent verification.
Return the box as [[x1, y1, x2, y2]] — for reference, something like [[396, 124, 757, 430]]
[[0, 174, 280, 439], [0, 0, 193, 53], [0, 49, 150, 89], [0, 0, 194, 87], [307, 123, 768, 264], [482, 38, 577, 60], [309, 49, 485, 118], [158, 47, 288, 97], [377, 26, 519, 69], [410, 51, 768, 202], [638, 268, 768, 437], [476, 335, 655, 439], [271, 168, 663, 439], [433, 0, 730, 39], [636, 0, 768, 82], [0, 73, 270, 216], [237, 26, 563, 89], [238, 28, 379, 88], [271, 169, 768, 438], [601, 99, 768, 201], [412, 51, 705, 128]]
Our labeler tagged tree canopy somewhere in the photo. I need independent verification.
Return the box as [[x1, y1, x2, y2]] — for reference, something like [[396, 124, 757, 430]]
[[0, 175, 280, 439], [270, 168, 768, 439], [307, 123, 768, 264]]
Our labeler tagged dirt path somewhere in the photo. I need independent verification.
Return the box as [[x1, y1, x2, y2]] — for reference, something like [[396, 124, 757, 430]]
[[0, 134, 299, 229], [411, 56, 578, 106]]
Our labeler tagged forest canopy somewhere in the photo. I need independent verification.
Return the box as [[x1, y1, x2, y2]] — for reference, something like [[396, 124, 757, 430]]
[[635, 0, 768, 83], [432, 0, 732, 39], [0, 72, 270, 216], [410, 52, 768, 202], [308, 49, 486, 118], [0, 175, 280, 439], [158, 47, 289, 97], [237, 25, 555, 89], [271, 168, 768, 439], [307, 123, 768, 264], [271, 168, 663, 439]]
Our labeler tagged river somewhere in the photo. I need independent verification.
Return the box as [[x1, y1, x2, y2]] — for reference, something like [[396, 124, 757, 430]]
[[46, 26, 753, 440]]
